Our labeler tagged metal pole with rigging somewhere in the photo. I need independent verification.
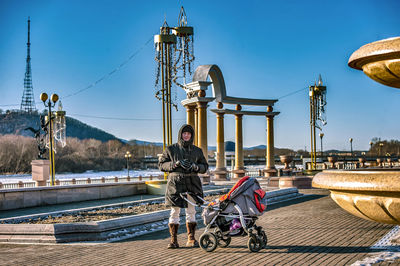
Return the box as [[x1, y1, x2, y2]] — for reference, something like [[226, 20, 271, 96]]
[[154, 7, 195, 179], [308, 75, 327, 171]]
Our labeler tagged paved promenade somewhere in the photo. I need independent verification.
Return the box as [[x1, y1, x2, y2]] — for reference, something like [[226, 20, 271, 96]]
[[0, 190, 397, 265]]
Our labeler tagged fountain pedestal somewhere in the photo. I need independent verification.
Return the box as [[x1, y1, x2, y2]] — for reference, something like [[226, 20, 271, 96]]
[[327, 156, 338, 169], [267, 155, 312, 188], [358, 157, 366, 168], [313, 169, 400, 225], [279, 176, 312, 189], [314, 36, 400, 246], [213, 168, 228, 181], [348, 37, 400, 88]]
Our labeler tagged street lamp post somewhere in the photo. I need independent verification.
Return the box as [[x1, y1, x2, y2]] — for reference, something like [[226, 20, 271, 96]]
[[369, 141, 373, 156], [349, 138, 353, 158], [379, 142, 384, 157], [319, 132, 324, 158], [40, 93, 59, 186], [125, 151, 132, 177]]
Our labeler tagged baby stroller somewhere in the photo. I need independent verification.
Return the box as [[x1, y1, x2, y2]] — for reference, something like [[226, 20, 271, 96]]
[[181, 176, 268, 252]]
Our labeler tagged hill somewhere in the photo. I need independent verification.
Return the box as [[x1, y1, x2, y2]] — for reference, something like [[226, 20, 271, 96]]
[[0, 111, 119, 142], [0, 111, 299, 154], [128, 139, 163, 146]]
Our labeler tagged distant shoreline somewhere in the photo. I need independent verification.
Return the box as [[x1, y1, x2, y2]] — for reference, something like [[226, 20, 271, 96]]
[[0, 169, 162, 183]]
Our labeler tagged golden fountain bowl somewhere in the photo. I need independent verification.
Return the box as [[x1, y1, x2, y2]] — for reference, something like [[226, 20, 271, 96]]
[[348, 37, 400, 88], [313, 169, 400, 225], [279, 155, 293, 164]]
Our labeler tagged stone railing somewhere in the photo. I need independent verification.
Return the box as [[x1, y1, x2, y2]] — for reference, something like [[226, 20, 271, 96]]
[[0, 175, 164, 189], [244, 169, 264, 177], [0, 181, 36, 189], [224, 168, 264, 179], [0, 167, 267, 190], [306, 160, 400, 171]]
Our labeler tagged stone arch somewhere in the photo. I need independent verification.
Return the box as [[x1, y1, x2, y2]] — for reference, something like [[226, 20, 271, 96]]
[[192, 64, 227, 101]]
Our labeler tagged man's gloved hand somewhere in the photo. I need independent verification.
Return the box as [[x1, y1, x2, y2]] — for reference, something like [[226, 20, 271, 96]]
[[175, 159, 192, 170], [174, 160, 182, 169], [190, 163, 200, 172], [180, 159, 192, 170]]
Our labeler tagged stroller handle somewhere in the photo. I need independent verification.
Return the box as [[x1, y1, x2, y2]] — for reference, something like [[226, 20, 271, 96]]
[[179, 192, 209, 207]]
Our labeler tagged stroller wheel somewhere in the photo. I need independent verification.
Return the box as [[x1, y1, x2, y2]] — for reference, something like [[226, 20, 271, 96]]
[[259, 231, 268, 248], [247, 235, 262, 252], [218, 235, 231, 248], [199, 233, 218, 252]]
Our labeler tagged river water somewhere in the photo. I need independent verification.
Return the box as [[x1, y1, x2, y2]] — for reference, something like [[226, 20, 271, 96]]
[[0, 165, 291, 184], [0, 169, 163, 183]]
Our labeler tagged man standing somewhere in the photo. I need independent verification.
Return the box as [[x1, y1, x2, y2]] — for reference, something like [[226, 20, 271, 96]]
[[158, 124, 208, 248]]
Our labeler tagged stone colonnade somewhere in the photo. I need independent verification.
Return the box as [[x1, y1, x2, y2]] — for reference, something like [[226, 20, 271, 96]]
[[181, 81, 279, 180], [211, 104, 279, 180], [265, 105, 277, 177], [181, 81, 214, 160], [234, 109, 244, 178], [214, 102, 226, 179]]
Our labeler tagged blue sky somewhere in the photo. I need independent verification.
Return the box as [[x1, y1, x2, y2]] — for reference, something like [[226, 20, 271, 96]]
[[0, 0, 399, 151]]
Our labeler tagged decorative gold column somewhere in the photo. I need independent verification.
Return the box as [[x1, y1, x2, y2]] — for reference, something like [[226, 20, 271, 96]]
[[186, 105, 195, 129], [265, 105, 276, 177], [194, 107, 198, 146], [214, 102, 227, 180], [197, 100, 208, 161], [179, 81, 213, 185], [234, 104, 245, 179], [181, 81, 213, 148]]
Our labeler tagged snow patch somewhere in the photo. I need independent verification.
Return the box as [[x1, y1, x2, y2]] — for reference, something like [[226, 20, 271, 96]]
[[351, 226, 400, 265], [351, 251, 400, 266]]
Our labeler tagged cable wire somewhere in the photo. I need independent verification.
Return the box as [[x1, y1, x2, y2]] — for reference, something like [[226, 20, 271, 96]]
[[278, 87, 307, 100], [68, 113, 185, 121], [1, 86, 308, 109], [1, 35, 154, 108], [62, 36, 154, 100]]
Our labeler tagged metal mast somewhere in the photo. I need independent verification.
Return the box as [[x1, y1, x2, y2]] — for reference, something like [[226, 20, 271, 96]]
[[154, 20, 176, 150], [309, 75, 327, 170], [154, 6, 194, 151], [20, 17, 37, 113]]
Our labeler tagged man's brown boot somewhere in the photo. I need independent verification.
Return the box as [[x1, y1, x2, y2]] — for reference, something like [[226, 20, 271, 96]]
[[186, 222, 199, 247], [167, 223, 179, 249]]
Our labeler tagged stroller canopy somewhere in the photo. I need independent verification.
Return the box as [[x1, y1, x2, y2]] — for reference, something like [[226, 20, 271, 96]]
[[211, 176, 267, 216]]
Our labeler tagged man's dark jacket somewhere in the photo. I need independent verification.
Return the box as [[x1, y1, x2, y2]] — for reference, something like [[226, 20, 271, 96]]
[[158, 124, 208, 208]]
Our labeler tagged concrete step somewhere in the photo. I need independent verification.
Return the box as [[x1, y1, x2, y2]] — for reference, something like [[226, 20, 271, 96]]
[[0, 188, 303, 244]]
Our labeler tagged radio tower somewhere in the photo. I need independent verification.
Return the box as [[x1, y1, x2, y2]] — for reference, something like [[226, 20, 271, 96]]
[[20, 17, 37, 113]]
